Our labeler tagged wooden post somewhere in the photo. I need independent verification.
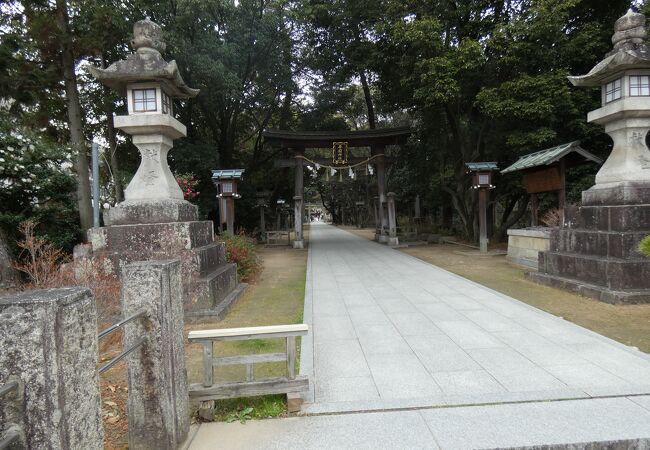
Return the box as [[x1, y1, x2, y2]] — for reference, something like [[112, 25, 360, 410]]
[[478, 188, 488, 253], [558, 158, 566, 227], [293, 150, 304, 249], [226, 197, 235, 234], [259, 205, 266, 232], [531, 193, 539, 227]]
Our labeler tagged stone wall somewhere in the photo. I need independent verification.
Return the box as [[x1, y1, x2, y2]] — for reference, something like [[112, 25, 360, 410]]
[[507, 228, 551, 268]]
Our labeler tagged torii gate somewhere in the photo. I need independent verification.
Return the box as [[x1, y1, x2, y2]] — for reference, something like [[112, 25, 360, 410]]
[[263, 127, 411, 248]]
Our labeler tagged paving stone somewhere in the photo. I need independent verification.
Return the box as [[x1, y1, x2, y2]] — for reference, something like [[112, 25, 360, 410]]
[[387, 312, 441, 336], [543, 363, 630, 389], [435, 321, 506, 349], [366, 353, 442, 399], [314, 376, 379, 403], [433, 370, 505, 395]]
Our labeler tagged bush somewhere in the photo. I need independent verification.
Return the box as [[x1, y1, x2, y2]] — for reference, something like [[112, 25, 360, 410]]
[[219, 231, 261, 282], [639, 236, 650, 258]]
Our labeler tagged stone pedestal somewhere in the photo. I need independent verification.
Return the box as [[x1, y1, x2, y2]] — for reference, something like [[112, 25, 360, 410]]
[[528, 194, 650, 303], [122, 260, 188, 449], [87, 213, 245, 317], [0, 288, 104, 449]]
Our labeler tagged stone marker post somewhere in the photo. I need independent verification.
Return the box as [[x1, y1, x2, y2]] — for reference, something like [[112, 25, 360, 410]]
[[387, 192, 399, 247], [0, 288, 104, 450], [121, 260, 189, 450]]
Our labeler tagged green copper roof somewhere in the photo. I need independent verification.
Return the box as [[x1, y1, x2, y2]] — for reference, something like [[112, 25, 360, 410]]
[[211, 169, 245, 180], [465, 162, 498, 171], [501, 142, 602, 174]]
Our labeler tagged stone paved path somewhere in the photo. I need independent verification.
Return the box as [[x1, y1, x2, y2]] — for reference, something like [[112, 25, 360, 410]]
[[301, 224, 650, 413], [188, 224, 650, 449]]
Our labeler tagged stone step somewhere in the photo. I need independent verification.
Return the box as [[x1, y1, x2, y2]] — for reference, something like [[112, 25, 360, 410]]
[[527, 271, 650, 304], [191, 243, 227, 277], [187, 263, 238, 313], [540, 250, 650, 290], [550, 229, 647, 260], [568, 204, 650, 232]]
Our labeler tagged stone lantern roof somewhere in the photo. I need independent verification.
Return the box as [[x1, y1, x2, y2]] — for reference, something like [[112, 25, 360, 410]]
[[88, 18, 199, 99], [568, 9, 650, 87]]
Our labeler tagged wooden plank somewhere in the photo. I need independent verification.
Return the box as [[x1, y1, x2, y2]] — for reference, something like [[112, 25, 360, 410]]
[[189, 324, 308, 342], [203, 342, 213, 388], [286, 336, 296, 380], [213, 353, 287, 366], [523, 167, 562, 194], [188, 376, 309, 401]]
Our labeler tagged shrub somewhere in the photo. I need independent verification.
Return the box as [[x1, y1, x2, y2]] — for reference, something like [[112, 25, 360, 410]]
[[12, 220, 121, 329], [219, 231, 261, 282], [639, 236, 650, 258]]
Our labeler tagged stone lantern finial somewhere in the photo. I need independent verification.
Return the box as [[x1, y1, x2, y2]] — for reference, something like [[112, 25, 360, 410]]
[[131, 18, 166, 54], [611, 8, 647, 53]]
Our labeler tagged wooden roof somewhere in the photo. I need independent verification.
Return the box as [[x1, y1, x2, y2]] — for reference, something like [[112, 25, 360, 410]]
[[263, 127, 412, 149]]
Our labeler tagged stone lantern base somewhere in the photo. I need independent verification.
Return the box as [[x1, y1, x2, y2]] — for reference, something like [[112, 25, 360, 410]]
[[82, 201, 246, 317], [528, 187, 650, 304]]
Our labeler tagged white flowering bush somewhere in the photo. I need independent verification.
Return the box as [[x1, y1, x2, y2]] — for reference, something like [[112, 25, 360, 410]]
[[0, 112, 80, 253]]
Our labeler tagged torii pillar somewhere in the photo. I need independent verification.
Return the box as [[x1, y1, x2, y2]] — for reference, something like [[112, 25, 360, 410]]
[[374, 146, 389, 243], [293, 149, 305, 249]]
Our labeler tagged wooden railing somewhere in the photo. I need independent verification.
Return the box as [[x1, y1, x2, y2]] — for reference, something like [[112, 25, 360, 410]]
[[188, 324, 309, 404], [265, 230, 291, 246]]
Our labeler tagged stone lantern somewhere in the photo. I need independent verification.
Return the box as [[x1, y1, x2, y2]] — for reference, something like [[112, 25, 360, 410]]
[[568, 9, 650, 203], [529, 9, 650, 303], [85, 19, 245, 317], [88, 18, 199, 225]]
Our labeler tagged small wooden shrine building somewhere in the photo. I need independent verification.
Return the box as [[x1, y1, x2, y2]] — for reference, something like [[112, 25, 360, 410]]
[[501, 141, 602, 225]]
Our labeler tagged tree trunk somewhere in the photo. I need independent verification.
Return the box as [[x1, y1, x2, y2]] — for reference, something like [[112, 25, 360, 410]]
[[56, 0, 93, 233], [101, 55, 124, 203], [359, 70, 376, 129]]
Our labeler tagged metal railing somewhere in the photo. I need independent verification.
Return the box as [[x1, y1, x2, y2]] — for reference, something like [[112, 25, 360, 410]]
[[0, 380, 20, 450], [98, 310, 147, 374]]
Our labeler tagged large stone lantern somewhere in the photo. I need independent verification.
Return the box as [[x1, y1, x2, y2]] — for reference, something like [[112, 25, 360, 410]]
[[568, 9, 650, 203], [88, 18, 199, 225], [530, 9, 650, 303], [85, 19, 245, 316]]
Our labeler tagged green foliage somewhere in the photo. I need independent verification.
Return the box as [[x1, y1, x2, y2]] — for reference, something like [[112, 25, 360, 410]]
[[219, 232, 261, 282], [0, 112, 80, 253], [225, 407, 253, 424], [212, 395, 287, 422], [639, 236, 650, 258]]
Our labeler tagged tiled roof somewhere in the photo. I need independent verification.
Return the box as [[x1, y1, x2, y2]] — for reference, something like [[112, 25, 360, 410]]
[[501, 142, 602, 174]]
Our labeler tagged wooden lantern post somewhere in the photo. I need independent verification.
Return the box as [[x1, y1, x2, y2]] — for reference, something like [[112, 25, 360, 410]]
[[211, 169, 245, 234], [466, 162, 498, 253]]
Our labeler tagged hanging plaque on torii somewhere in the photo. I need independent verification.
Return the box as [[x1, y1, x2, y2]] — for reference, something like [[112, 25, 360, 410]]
[[332, 142, 349, 165]]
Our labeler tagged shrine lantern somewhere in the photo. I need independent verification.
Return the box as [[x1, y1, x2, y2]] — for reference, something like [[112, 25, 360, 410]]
[[212, 169, 244, 199], [466, 162, 498, 189]]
